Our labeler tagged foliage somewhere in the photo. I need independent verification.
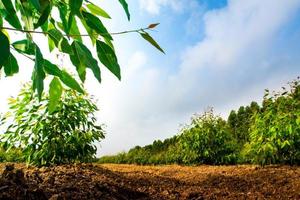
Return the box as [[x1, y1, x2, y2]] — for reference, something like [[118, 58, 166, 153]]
[[0, 146, 23, 162], [99, 78, 300, 166], [247, 78, 300, 165], [0, 0, 163, 107], [178, 109, 237, 165], [1, 84, 105, 166], [227, 102, 260, 149]]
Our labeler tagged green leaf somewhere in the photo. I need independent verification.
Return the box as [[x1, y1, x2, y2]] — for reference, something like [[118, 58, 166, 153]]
[[1, 0, 22, 29], [96, 40, 121, 80], [3, 53, 18, 76], [70, 41, 101, 83], [0, 30, 10, 67], [43, 59, 84, 93], [118, 0, 130, 21], [12, 39, 35, 55], [82, 11, 112, 40], [70, 0, 83, 14], [48, 29, 72, 54], [60, 70, 84, 93], [140, 32, 165, 54], [69, 16, 82, 42], [34, 4, 51, 28], [48, 77, 63, 113], [86, 3, 111, 19], [29, 0, 40, 12], [33, 46, 45, 100]]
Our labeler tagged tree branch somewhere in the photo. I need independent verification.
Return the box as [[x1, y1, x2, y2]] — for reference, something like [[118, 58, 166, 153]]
[[0, 26, 152, 37]]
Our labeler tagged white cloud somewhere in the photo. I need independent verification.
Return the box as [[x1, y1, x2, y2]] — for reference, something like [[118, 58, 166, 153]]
[[139, 0, 184, 15]]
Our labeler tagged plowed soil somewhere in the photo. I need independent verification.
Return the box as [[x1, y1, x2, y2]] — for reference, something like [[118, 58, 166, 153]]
[[0, 163, 299, 200]]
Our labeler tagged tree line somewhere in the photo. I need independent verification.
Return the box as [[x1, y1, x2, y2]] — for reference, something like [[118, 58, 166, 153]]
[[98, 78, 300, 166]]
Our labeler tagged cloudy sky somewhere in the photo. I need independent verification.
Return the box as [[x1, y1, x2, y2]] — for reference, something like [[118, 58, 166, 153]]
[[1, 0, 300, 156]]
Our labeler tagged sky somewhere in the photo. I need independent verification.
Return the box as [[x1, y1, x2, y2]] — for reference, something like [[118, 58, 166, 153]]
[[1, 0, 300, 156]]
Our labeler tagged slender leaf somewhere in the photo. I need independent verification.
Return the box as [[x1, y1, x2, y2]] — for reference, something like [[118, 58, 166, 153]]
[[0, 30, 10, 67], [33, 46, 45, 100], [1, 0, 22, 29], [12, 39, 35, 55], [86, 3, 111, 19], [48, 77, 63, 113], [118, 0, 130, 21], [96, 40, 121, 80], [3, 53, 18, 76], [34, 4, 51, 28], [70, 0, 83, 14], [82, 11, 112, 40], [43, 59, 84, 93], [70, 41, 101, 83], [140, 32, 165, 54]]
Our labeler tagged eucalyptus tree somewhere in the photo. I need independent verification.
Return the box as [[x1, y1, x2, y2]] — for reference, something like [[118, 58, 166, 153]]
[[0, 0, 164, 110]]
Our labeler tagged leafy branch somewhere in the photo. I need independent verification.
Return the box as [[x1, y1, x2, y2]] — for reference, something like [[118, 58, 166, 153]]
[[0, 24, 158, 37]]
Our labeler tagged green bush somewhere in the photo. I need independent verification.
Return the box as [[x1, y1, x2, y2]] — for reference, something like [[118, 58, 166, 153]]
[[248, 79, 300, 165], [179, 109, 238, 165], [1, 84, 105, 166]]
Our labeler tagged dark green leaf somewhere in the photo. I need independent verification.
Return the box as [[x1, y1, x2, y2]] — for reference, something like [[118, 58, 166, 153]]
[[82, 11, 112, 40], [1, 0, 22, 29], [29, 0, 40, 12], [12, 39, 35, 55], [70, 0, 83, 14], [0, 30, 10, 67], [70, 41, 101, 83], [86, 3, 111, 19], [69, 16, 82, 42], [48, 29, 72, 54], [48, 77, 63, 113], [140, 32, 165, 54], [118, 0, 130, 21], [43, 60, 84, 93], [60, 70, 84, 93], [3, 53, 18, 76], [34, 4, 51, 28], [33, 46, 45, 100], [96, 40, 121, 80]]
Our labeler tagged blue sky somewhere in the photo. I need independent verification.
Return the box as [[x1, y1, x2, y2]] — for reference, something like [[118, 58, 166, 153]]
[[1, 0, 300, 155]]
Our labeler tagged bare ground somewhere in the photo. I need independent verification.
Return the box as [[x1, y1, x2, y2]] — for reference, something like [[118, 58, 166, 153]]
[[0, 163, 299, 199]]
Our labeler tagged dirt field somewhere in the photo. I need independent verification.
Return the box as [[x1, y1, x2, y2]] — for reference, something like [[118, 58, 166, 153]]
[[0, 163, 299, 200]]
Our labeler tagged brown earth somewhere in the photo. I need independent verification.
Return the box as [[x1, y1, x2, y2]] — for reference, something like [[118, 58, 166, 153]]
[[0, 163, 299, 200]]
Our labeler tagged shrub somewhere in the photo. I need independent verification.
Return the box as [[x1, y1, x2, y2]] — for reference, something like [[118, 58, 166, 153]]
[[179, 109, 238, 165], [248, 78, 300, 165], [1, 84, 105, 166]]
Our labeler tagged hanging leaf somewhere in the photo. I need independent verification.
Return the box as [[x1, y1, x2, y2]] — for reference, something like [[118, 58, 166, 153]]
[[0, 30, 10, 67], [48, 77, 63, 113], [70, 0, 83, 14], [140, 32, 165, 54], [29, 0, 41, 12], [43, 60, 84, 93], [3, 53, 19, 76], [86, 3, 111, 19], [82, 11, 112, 40], [96, 40, 121, 80], [70, 41, 101, 83], [34, 4, 51, 28], [1, 0, 22, 29], [12, 39, 35, 55], [33, 46, 45, 100], [48, 29, 72, 54], [118, 0, 130, 21]]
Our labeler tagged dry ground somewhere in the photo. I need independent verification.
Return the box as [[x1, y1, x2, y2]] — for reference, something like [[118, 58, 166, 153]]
[[0, 163, 299, 199]]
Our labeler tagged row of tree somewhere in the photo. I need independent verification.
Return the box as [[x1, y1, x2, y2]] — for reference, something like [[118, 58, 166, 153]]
[[98, 78, 300, 166]]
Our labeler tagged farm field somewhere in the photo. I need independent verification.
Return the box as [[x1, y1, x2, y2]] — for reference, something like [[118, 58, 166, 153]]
[[0, 163, 299, 200]]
